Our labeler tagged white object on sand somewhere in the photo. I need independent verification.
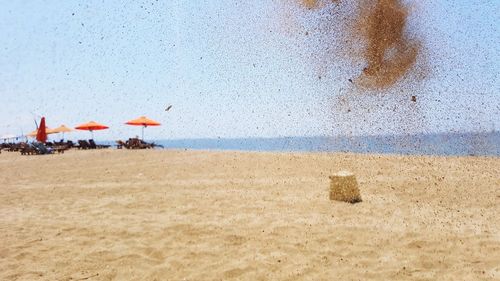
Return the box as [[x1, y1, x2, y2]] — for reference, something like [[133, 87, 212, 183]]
[[329, 171, 362, 203]]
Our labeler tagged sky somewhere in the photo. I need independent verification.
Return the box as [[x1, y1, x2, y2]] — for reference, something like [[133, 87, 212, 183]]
[[0, 0, 498, 141]]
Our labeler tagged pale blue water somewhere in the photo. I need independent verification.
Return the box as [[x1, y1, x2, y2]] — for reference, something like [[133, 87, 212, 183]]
[[103, 131, 500, 156]]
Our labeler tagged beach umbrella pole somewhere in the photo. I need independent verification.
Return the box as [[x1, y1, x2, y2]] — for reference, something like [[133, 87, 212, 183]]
[[142, 126, 145, 140]]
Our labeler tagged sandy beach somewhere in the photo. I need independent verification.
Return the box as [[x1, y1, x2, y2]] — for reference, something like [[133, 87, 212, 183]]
[[0, 150, 498, 280]]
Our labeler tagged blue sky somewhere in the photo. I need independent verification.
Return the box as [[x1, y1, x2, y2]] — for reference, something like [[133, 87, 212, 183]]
[[0, 0, 498, 140]]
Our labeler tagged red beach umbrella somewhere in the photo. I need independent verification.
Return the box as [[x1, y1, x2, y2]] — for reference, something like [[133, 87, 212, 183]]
[[75, 121, 109, 139], [125, 116, 161, 140], [36, 117, 47, 143]]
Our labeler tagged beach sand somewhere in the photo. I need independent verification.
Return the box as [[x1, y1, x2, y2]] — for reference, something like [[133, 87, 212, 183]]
[[0, 149, 499, 280]]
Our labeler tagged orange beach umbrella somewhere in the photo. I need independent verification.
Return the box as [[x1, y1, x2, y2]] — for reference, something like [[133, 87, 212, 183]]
[[51, 125, 74, 140], [125, 116, 160, 140], [27, 127, 57, 137], [75, 121, 109, 139], [52, 125, 73, 133]]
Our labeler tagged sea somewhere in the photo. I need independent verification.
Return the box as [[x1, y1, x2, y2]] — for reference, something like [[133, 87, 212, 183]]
[[126, 131, 500, 157]]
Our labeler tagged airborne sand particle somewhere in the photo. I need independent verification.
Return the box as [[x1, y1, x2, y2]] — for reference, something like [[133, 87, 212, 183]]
[[296, 0, 422, 90], [356, 0, 419, 89]]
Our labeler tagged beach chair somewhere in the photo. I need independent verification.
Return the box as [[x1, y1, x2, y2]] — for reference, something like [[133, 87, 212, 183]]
[[151, 142, 163, 148], [78, 140, 91, 150], [32, 142, 53, 155], [19, 143, 50, 155], [127, 138, 140, 149], [8, 143, 21, 152], [15, 143, 28, 152], [89, 139, 110, 149], [116, 140, 129, 149], [66, 140, 75, 148], [88, 139, 97, 149], [20, 145, 38, 155], [140, 140, 155, 149], [53, 144, 70, 154], [119, 139, 139, 149], [139, 139, 163, 149]]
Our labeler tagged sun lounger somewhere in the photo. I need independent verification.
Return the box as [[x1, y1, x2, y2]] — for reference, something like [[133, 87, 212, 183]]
[[20, 143, 54, 155], [66, 140, 75, 148], [118, 138, 162, 149], [88, 139, 110, 149], [8, 143, 23, 152], [78, 140, 91, 149], [32, 142, 53, 154], [116, 140, 129, 149], [52, 144, 70, 154], [20, 146, 38, 155]]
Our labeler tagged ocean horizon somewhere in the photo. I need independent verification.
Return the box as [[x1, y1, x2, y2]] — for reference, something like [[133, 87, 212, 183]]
[[103, 131, 500, 157]]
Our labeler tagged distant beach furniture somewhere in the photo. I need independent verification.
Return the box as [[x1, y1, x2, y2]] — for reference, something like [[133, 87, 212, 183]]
[[116, 138, 161, 149], [18, 142, 69, 155], [76, 139, 110, 150], [51, 125, 74, 140], [75, 121, 109, 139], [125, 116, 161, 140]]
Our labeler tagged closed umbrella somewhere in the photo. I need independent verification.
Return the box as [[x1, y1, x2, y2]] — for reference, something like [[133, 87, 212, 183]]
[[125, 116, 161, 140], [36, 117, 47, 143]]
